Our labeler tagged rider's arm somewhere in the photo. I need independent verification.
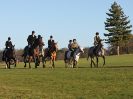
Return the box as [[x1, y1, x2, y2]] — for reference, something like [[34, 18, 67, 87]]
[[27, 35, 30, 42], [94, 36, 97, 42], [5, 41, 7, 47], [10, 41, 13, 46]]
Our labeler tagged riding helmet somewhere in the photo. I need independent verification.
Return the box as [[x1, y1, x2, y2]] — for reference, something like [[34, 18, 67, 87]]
[[96, 32, 99, 35]]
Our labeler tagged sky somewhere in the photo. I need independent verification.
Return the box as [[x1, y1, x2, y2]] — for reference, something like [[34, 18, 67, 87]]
[[0, 0, 133, 49]]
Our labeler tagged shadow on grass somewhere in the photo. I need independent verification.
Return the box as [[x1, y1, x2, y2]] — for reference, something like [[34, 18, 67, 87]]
[[105, 65, 133, 68], [78, 65, 133, 68], [1, 65, 133, 69]]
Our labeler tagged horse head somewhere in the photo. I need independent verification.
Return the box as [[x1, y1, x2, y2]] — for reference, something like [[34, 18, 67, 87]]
[[78, 46, 84, 53], [11, 45, 15, 50], [51, 42, 58, 52], [74, 46, 84, 56], [97, 39, 104, 48]]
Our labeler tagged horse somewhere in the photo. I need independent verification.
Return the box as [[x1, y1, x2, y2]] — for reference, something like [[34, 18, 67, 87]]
[[3, 45, 16, 69], [23, 45, 40, 68], [87, 40, 105, 68], [42, 43, 58, 68], [37, 45, 45, 68], [64, 46, 84, 68]]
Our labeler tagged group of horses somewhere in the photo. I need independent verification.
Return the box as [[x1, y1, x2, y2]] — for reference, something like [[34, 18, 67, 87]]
[[2, 40, 105, 69], [3, 42, 58, 69]]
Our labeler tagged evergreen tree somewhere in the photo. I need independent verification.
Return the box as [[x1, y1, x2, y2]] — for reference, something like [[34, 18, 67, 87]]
[[104, 2, 132, 55]]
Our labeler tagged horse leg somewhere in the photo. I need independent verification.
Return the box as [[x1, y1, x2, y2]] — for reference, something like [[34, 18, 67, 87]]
[[5, 61, 8, 69], [73, 60, 77, 68], [14, 58, 16, 68], [75, 61, 78, 68], [96, 57, 98, 68], [65, 60, 68, 68], [36, 56, 40, 66], [52, 56, 55, 68], [29, 62, 31, 68], [29, 57, 31, 68], [34, 56, 37, 68], [64, 59, 66, 68], [24, 62, 26, 68], [41, 56, 44, 68], [42, 56, 46, 68], [34, 56, 39, 68], [73, 60, 75, 68], [24, 56, 27, 68], [70, 57, 74, 68], [52, 60, 55, 68], [9, 61, 11, 69], [5, 64, 8, 69], [90, 58, 93, 68], [102, 56, 105, 66]]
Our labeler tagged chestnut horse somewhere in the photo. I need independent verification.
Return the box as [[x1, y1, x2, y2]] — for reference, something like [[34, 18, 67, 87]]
[[42, 43, 58, 68]]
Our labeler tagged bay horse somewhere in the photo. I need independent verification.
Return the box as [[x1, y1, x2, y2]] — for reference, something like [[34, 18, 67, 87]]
[[4, 45, 16, 69], [42, 42, 58, 68], [87, 40, 105, 68], [23, 45, 40, 68], [64, 46, 84, 68]]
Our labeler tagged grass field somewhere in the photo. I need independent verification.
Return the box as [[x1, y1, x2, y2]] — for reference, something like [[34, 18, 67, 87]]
[[0, 54, 133, 99]]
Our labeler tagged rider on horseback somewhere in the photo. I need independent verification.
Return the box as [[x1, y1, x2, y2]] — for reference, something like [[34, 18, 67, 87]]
[[68, 40, 73, 51], [26, 31, 37, 55], [27, 31, 36, 48], [48, 35, 54, 56], [71, 39, 79, 57], [93, 32, 103, 55], [65, 40, 73, 58], [48, 35, 54, 49], [34, 35, 45, 55], [2, 37, 13, 61]]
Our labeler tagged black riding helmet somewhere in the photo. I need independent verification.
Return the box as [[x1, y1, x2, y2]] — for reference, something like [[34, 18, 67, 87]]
[[50, 35, 53, 38], [69, 40, 72, 42], [38, 35, 41, 38], [73, 39, 76, 42], [8, 37, 11, 40], [32, 31, 35, 34], [96, 32, 99, 35]]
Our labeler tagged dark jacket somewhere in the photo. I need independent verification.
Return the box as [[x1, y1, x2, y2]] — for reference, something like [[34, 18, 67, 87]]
[[27, 35, 36, 45], [48, 39, 54, 48], [5, 41, 13, 48], [68, 43, 73, 51]]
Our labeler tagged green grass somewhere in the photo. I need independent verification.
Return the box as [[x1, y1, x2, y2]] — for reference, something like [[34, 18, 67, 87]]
[[0, 54, 133, 99]]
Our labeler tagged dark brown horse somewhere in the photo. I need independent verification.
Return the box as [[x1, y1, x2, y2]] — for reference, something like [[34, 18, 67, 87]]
[[4, 45, 16, 69], [42, 43, 58, 68]]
